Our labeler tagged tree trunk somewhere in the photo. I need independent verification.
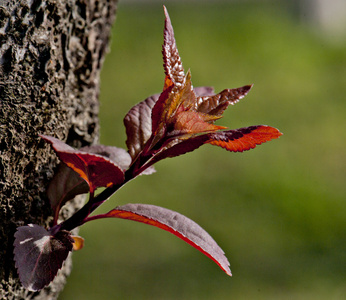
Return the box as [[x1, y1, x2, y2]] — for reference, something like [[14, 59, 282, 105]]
[[0, 0, 117, 298]]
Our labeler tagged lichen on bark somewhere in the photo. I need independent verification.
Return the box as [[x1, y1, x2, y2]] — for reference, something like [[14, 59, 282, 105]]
[[0, 0, 117, 298]]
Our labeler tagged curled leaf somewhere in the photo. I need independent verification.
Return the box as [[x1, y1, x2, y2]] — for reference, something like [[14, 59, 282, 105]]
[[14, 224, 73, 291], [71, 235, 84, 251], [80, 144, 132, 171], [124, 95, 158, 160], [48, 163, 89, 225], [85, 203, 232, 276], [40, 135, 125, 193]]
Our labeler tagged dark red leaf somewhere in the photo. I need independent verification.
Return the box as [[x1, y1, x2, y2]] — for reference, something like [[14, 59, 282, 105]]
[[124, 95, 158, 160], [80, 144, 132, 171], [40, 135, 125, 193], [48, 145, 133, 225], [86, 203, 232, 276], [206, 125, 283, 152], [14, 224, 73, 291], [47, 163, 89, 225], [151, 84, 174, 139]]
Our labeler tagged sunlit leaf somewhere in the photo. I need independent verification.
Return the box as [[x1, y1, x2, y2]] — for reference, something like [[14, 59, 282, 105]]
[[206, 125, 283, 152], [124, 86, 217, 163]]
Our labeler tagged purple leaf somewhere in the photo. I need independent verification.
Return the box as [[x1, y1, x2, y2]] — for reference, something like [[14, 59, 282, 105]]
[[80, 144, 132, 171], [14, 224, 73, 291], [85, 203, 232, 276], [193, 86, 215, 97], [47, 163, 89, 225], [124, 95, 158, 160]]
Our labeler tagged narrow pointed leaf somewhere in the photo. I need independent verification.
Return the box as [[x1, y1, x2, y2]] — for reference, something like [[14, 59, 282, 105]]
[[206, 125, 283, 152], [172, 110, 226, 136], [14, 224, 73, 291], [162, 5, 185, 87], [86, 203, 231, 276], [40, 135, 125, 193], [148, 125, 282, 165], [196, 85, 253, 117]]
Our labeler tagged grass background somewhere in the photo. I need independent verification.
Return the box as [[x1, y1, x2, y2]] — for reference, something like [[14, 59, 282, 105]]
[[60, 1, 345, 299]]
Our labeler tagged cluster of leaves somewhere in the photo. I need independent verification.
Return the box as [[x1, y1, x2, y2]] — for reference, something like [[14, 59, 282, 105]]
[[14, 6, 282, 291]]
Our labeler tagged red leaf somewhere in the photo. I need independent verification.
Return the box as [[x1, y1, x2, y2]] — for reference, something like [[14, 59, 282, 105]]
[[151, 83, 174, 139], [80, 144, 132, 171], [14, 224, 73, 291], [124, 94, 159, 160], [172, 110, 226, 136], [206, 125, 282, 152], [124, 86, 218, 163], [86, 203, 232, 276], [40, 135, 125, 193], [47, 163, 89, 225], [152, 72, 223, 141], [146, 125, 282, 167]]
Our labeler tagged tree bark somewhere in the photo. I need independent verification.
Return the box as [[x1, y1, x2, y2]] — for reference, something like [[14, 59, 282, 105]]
[[0, 0, 117, 298]]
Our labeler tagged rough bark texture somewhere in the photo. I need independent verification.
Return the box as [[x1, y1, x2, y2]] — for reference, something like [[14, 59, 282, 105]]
[[0, 0, 117, 298]]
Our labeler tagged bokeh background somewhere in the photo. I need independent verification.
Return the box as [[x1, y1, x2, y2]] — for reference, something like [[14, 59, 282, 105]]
[[60, 0, 345, 299]]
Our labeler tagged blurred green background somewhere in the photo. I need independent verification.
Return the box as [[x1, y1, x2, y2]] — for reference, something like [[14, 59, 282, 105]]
[[60, 1, 345, 299]]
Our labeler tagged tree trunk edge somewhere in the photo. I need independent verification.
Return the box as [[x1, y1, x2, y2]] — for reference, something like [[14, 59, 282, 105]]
[[0, 0, 118, 298]]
